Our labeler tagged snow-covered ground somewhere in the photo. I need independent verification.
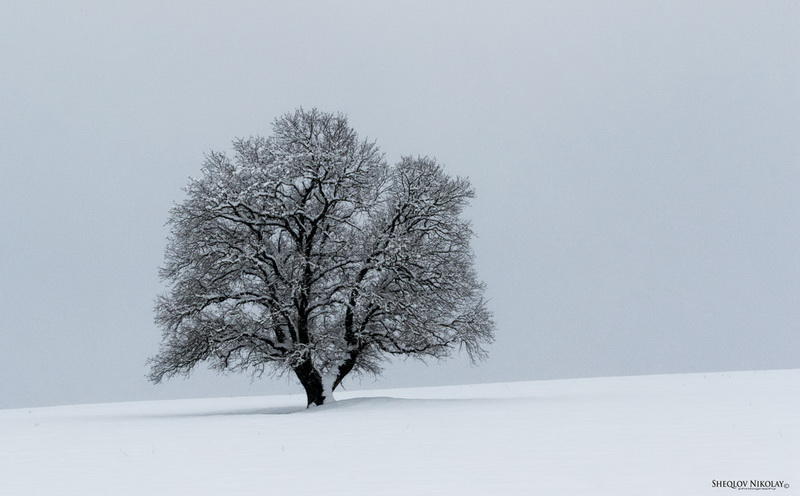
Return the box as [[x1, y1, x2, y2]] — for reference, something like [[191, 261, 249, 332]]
[[1, 369, 797, 495]]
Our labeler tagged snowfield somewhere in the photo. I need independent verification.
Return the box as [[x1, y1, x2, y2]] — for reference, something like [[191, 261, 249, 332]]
[[1, 369, 797, 495]]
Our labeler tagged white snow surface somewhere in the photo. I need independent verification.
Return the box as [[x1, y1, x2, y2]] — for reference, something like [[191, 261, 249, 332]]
[[1, 369, 797, 495]]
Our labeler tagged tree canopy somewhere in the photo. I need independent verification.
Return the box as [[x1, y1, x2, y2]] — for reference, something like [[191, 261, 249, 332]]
[[150, 109, 494, 405]]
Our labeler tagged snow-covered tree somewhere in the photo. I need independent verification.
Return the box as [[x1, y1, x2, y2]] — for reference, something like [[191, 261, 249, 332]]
[[149, 108, 494, 406]]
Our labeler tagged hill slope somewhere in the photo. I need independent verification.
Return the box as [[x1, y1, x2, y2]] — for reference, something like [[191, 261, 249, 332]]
[[1, 370, 797, 495]]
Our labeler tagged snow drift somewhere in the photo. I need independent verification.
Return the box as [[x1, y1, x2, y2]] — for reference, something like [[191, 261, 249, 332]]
[[1, 369, 797, 495]]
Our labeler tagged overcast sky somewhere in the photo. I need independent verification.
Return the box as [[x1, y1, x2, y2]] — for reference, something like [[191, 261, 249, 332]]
[[1, 1, 798, 409]]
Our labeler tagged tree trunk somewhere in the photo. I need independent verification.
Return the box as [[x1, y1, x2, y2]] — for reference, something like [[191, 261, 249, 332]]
[[294, 359, 326, 407], [332, 348, 360, 391]]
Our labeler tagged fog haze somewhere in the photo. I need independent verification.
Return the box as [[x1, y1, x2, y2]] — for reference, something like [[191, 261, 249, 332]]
[[1, 1, 798, 408]]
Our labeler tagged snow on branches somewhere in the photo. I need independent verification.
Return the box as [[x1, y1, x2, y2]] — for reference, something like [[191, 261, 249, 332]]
[[149, 108, 494, 406]]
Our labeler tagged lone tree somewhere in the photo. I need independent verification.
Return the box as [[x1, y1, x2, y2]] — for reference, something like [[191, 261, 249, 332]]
[[149, 109, 494, 406]]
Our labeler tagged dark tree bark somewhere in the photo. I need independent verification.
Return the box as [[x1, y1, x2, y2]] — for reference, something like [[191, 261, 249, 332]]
[[294, 359, 326, 407], [332, 348, 361, 391]]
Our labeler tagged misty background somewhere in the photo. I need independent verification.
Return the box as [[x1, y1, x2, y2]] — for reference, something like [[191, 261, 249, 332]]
[[1, 1, 798, 409]]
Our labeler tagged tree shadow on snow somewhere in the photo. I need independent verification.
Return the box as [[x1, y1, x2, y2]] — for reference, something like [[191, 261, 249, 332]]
[[306, 396, 520, 412], [128, 396, 519, 420], [140, 404, 306, 418]]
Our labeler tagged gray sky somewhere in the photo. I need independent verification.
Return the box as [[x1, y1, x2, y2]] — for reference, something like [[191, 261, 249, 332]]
[[1, 1, 798, 409]]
